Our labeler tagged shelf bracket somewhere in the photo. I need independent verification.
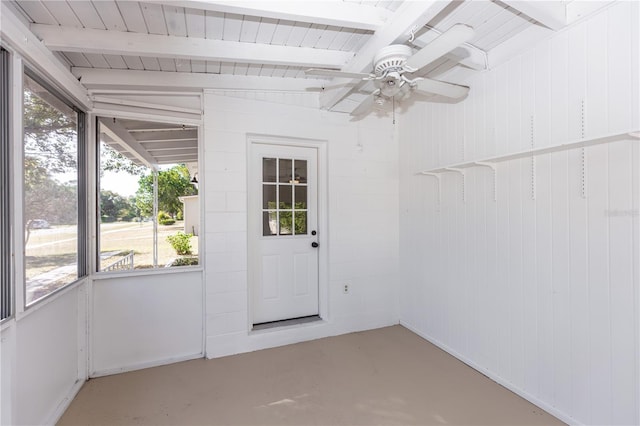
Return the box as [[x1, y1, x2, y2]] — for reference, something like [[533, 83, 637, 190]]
[[444, 168, 465, 203], [472, 162, 497, 201], [418, 172, 441, 211]]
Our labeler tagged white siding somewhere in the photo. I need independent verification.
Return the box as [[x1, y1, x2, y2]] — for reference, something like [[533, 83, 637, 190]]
[[398, 2, 639, 425], [0, 286, 88, 425], [91, 271, 203, 376], [203, 93, 399, 358]]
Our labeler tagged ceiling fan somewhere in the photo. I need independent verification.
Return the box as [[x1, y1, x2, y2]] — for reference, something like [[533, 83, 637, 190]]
[[305, 24, 475, 116]]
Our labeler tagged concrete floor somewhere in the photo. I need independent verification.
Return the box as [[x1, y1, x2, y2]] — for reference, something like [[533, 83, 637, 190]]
[[59, 326, 564, 425]]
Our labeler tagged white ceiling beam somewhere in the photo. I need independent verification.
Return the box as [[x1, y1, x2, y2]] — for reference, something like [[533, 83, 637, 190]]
[[98, 117, 158, 169], [501, 1, 566, 31], [566, 1, 615, 25], [487, 24, 550, 69], [74, 68, 328, 92], [0, 3, 91, 109], [146, 0, 390, 31], [319, 1, 454, 111], [31, 24, 353, 69]]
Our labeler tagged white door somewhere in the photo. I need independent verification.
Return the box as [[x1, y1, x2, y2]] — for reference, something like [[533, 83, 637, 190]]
[[249, 143, 319, 324]]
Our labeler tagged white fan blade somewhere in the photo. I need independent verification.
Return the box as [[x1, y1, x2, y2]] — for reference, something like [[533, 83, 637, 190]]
[[350, 95, 376, 117], [305, 68, 373, 80], [403, 24, 475, 73], [413, 78, 469, 99]]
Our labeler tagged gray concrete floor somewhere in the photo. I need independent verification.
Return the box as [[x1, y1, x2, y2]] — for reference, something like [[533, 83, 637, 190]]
[[59, 326, 564, 425]]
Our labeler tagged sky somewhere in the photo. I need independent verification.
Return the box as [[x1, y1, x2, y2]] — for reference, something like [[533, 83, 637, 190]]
[[101, 171, 140, 197]]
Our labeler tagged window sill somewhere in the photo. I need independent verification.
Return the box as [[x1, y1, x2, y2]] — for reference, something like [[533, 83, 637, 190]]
[[17, 276, 88, 322], [92, 265, 203, 280]]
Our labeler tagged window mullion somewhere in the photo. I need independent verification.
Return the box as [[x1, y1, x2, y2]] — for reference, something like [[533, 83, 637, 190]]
[[153, 170, 158, 268]]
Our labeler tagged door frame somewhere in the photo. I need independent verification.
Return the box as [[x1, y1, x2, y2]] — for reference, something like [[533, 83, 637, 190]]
[[247, 134, 328, 329]]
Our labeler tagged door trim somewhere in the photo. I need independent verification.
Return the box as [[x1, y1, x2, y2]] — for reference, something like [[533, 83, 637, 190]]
[[247, 134, 328, 330]]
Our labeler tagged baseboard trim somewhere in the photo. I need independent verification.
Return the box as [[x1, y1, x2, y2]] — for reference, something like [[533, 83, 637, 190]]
[[90, 352, 204, 378], [48, 377, 85, 425], [399, 321, 580, 426]]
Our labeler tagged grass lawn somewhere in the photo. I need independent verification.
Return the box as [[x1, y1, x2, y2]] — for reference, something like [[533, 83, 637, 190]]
[[25, 221, 199, 280]]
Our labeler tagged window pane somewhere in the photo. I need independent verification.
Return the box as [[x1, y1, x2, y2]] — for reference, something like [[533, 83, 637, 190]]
[[279, 185, 292, 209], [279, 159, 292, 183], [294, 212, 307, 235], [294, 186, 307, 209], [263, 211, 277, 236], [98, 118, 199, 271], [263, 158, 276, 182], [279, 211, 292, 235], [262, 184, 276, 209], [24, 73, 79, 305], [294, 160, 307, 183]]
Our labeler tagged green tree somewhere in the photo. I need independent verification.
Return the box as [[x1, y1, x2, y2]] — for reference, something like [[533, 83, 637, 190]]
[[135, 165, 197, 218], [23, 157, 77, 243], [100, 141, 146, 176], [23, 90, 76, 173], [100, 190, 137, 222]]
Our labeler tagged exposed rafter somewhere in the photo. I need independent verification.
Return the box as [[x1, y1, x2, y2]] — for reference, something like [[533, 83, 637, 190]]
[[501, 1, 566, 31], [75, 68, 328, 92], [31, 24, 353, 69], [98, 117, 158, 169], [147, 0, 391, 31], [319, 1, 456, 111], [0, 3, 90, 109]]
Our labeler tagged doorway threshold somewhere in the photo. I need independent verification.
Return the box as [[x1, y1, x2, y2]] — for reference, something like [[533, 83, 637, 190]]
[[252, 315, 321, 331]]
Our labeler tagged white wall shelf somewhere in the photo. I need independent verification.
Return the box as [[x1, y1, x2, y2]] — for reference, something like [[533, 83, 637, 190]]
[[417, 129, 639, 202]]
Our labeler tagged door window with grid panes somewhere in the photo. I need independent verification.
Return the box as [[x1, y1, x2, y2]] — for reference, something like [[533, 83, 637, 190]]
[[262, 157, 308, 237]]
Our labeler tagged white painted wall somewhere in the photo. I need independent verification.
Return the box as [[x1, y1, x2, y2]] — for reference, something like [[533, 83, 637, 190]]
[[91, 271, 204, 376], [1, 285, 87, 425], [399, 2, 639, 425], [180, 195, 200, 236], [204, 93, 399, 358]]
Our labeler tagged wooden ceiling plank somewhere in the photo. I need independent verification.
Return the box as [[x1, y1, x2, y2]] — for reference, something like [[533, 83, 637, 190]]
[[185, 7, 206, 38], [146, 0, 390, 31], [239, 15, 261, 43], [270, 20, 295, 46], [122, 56, 146, 70], [206, 61, 221, 74], [84, 53, 110, 68], [44, 1, 82, 27], [157, 57, 177, 72], [139, 2, 168, 35], [33, 24, 354, 69], [140, 57, 162, 71], [223, 13, 243, 41], [67, 1, 106, 30], [115, 1, 148, 33], [103, 54, 128, 69], [204, 10, 224, 39], [63, 52, 92, 68], [14, 1, 58, 25], [191, 60, 206, 73], [92, 0, 127, 32], [163, 5, 188, 37], [255, 17, 278, 44]]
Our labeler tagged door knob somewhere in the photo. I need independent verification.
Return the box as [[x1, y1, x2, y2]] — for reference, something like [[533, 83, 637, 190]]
[[311, 242, 319, 248]]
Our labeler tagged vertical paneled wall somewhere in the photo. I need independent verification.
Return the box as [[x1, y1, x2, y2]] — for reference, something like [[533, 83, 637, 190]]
[[399, 2, 639, 425]]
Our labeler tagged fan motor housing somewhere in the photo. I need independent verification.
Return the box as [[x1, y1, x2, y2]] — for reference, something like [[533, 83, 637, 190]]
[[372, 44, 413, 76]]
